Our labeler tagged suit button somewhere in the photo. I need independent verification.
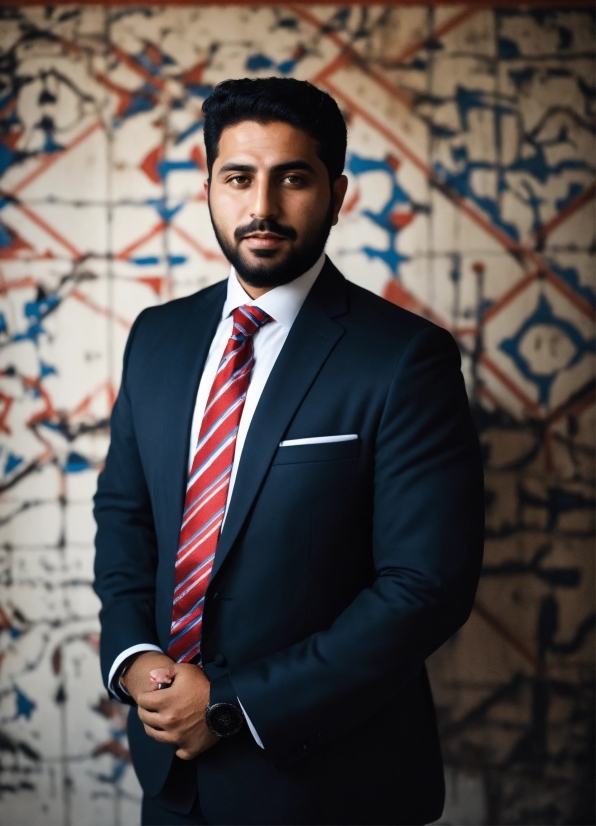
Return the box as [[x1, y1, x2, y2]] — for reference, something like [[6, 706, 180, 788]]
[[302, 743, 308, 750], [213, 653, 227, 667]]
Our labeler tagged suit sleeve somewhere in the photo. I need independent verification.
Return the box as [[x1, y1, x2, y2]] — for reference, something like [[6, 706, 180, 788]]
[[215, 324, 485, 765], [93, 311, 162, 703]]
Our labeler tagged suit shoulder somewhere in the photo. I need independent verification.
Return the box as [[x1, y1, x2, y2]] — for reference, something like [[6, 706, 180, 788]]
[[345, 279, 448, 345]]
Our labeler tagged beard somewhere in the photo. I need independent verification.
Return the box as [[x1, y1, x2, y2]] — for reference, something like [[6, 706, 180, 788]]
[[208, 198, 334, 289]]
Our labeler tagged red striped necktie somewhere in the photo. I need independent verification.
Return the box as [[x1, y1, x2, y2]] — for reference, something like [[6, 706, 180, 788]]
[[168, 304, 274, 664]]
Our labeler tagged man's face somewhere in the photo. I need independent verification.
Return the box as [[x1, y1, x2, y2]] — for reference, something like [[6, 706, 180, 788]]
[[206, 120, 348, 292]]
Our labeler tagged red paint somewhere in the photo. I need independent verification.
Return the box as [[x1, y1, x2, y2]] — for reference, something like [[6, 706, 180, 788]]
[[116, 220, 167, 260], [473, 600, 544, 673], [140, 145, 164, 184], [534, 181, 596, 244]]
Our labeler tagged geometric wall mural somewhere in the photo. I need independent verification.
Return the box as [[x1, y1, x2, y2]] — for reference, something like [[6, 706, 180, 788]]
[[0, 4, 593, 824]]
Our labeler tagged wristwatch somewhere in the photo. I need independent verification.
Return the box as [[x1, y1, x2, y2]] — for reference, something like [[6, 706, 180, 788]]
[[204, 702, 244, 737]]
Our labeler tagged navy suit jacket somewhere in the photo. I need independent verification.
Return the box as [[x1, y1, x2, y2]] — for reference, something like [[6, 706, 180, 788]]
[[93, 258, 484, 825]]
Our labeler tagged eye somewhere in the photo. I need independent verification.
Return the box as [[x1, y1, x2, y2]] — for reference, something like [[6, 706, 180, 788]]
[[228, 175, 250, 187], [282, 174, 306, 187]]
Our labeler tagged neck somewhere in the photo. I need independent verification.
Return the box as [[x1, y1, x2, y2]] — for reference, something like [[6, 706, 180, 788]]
[[235, 274, 274, 300]]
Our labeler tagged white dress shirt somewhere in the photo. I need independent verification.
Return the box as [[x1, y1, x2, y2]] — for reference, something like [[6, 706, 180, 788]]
[[107, 251, 326, 747]]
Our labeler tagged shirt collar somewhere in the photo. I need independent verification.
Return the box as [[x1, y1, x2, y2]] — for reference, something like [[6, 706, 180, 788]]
[[222, 251, 326, 329]]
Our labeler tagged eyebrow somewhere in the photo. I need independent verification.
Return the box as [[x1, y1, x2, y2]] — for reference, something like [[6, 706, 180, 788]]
[[217, 159, 316, 176]]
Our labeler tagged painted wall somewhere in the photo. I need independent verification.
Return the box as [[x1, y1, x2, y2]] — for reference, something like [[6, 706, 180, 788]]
[[0, 4, 594, 824]]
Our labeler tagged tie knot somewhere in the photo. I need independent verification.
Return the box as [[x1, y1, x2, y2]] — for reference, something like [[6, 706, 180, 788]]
[[231, 305, 273, 338]]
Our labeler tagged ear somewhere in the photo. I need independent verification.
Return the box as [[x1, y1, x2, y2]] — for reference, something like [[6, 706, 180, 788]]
[[331, 175, 349, 226], [203, 178, 210, 196]]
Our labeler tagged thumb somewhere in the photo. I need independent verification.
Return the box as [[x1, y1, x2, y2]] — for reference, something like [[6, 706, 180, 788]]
[[149, 665, 177, 689]]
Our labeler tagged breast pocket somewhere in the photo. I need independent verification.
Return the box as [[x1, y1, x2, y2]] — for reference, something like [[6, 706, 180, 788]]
[[271, 437, 361, 465]]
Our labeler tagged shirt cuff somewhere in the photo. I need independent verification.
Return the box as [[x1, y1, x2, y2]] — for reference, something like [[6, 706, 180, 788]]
[[238, 698, 264, 749], [210, 672, 264, 749], [108, 643, 164, 700]]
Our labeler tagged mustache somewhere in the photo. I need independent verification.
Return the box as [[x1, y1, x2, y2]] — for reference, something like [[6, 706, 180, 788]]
[[234, 219, 297, 242]]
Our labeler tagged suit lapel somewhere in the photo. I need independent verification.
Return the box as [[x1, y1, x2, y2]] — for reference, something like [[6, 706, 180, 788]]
[[159, 281, 226, 581], [209, 260, 348, 583]]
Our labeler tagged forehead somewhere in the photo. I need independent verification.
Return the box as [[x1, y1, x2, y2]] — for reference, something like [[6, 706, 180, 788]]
[[215, 120, 321, 168]]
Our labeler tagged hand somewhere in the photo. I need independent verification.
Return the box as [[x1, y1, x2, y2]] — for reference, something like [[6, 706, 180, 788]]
[[120, 652, 175, 703], [136, 663, 220, 760]]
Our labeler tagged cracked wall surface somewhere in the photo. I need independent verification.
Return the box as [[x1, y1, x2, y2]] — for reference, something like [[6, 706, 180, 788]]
[[0, 4, 594, 825]]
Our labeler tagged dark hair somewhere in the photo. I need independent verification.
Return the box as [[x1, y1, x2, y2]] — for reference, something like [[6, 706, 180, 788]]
[[202, 77, 347, 182]]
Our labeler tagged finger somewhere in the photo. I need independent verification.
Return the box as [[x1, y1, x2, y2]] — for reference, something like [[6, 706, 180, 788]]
[[137, 708, 165, 730], [175, 747, 197, 761], [143, 724, 177, 744], [150, 667, 176, 684], [137, 690, 170, 711]]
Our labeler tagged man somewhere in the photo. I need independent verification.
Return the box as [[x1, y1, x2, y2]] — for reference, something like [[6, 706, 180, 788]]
[[94, 77, 484, 826]]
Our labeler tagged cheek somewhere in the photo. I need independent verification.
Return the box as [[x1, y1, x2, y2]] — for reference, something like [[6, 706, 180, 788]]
[[210, 195, 240, 236], [290, 193, 330, 231]]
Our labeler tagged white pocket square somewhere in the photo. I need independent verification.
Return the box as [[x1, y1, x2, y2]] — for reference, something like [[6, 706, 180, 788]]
[[279, 434, 358, 447]]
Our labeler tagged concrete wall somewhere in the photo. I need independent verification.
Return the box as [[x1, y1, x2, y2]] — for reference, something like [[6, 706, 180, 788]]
[[0, 4, 594, 824]]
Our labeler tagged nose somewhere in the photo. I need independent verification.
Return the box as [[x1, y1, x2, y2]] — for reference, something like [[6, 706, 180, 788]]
[[251, 176, 278, 220]]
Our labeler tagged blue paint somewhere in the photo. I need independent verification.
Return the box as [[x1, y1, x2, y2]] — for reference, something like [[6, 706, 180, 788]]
[[245, 53, 298, 76], [577, 77, 595, 101], [156, 158, 200, 180], [509, 68, 536, 89], [361, 244, 409, 274], [14, 323, 45, 345], [25, 294, 60, 321], [14, 686, 36, 720], [0, 312, 6, 334], [434, 154, 520, 241], [186, 84, 213, 100], [424, 38, 444, 52], [546, 67, 572, 79], [36, 116, 64, 154], [518, 180, 544, 236], [278, 59, 299, 75], [0, 220, 15, 248], [131, 255, 187, 266], [500, 293, 596, 404], [131, 256, 159, 266], [146, 199, 184, 222], [346, 152, 422, 277], [0, 144, 18, 177], [498, 37, 520, 59], [4, 453, 23, 474], [557, 26, 573, 51], [39, 361, 57, 378], [175, 119, 204, 146], [546, 259, 595, 307], [429, 123, 458, 139], [454, 85, 515, 133], [65, 452, 91, 473], [246, 54, 274, 72], [323, 7, 350, 32], [508, 145, 586, 185], [114, 83, 159, 126], [555, 182, 584, 213], [134, 46, 175, 76]]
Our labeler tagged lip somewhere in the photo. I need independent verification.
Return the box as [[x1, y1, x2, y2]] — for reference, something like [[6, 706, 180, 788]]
[[241, 233, 287, 248]]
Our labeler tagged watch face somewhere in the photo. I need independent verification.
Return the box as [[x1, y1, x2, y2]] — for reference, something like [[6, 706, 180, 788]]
[[207, 703, 243, 737]]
